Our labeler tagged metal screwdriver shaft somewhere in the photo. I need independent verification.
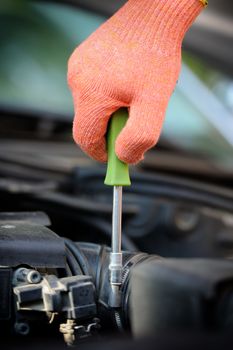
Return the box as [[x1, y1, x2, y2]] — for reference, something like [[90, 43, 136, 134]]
[[112, 186, 122, 276], [112, 186, 122, 255], [109, 186, 123, 307], [104, 109, 131, 308]]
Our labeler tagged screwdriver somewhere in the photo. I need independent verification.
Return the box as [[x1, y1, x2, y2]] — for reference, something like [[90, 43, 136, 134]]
[[104, 108, 131, 308]]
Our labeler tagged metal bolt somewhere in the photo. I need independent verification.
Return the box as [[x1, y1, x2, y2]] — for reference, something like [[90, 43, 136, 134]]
[[174, 208, 199, 232], [14, 268, 41, 285], [27, 270, 41, 284], [14, 322, 30, 336]]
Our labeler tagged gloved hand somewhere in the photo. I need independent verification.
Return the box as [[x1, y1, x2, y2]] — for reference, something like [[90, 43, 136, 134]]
[[68, 0, 205, 164]]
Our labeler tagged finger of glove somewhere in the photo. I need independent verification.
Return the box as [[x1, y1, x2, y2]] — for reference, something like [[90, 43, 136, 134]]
[[72, 90, 121, 162], [115, 100, 166, 164]]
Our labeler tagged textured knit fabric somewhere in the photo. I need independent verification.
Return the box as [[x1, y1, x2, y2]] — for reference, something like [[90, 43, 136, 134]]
[[68, 0, 205, 164]]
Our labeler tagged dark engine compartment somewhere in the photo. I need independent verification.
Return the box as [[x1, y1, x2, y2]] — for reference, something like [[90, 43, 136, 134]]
[[1, 138, 233, 348], [1, 212, 233, 348]]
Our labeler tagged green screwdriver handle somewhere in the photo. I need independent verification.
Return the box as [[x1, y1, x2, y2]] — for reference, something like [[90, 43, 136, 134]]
[[104, 108, 131, 186]]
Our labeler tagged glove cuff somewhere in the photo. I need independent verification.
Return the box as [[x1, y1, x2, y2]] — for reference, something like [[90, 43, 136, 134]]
[[108, 0, 205, 53]]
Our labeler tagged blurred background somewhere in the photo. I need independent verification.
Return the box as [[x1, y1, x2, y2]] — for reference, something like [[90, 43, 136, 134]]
[[0, 0, 233, 176]]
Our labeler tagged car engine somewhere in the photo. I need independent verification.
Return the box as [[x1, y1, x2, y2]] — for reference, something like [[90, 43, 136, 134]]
[[1, 145, 233, 347]]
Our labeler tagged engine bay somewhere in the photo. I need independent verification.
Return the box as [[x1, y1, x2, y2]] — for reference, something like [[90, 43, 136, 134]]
[[1, 138, 233, 347]]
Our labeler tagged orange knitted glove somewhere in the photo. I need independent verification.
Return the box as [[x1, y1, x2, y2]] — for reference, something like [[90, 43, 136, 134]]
[[68, 0, 205, 164]]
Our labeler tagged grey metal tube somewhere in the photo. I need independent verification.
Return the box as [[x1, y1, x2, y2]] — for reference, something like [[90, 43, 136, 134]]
[[109, 186, 123, 307], [112, 186, 122, 253]]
